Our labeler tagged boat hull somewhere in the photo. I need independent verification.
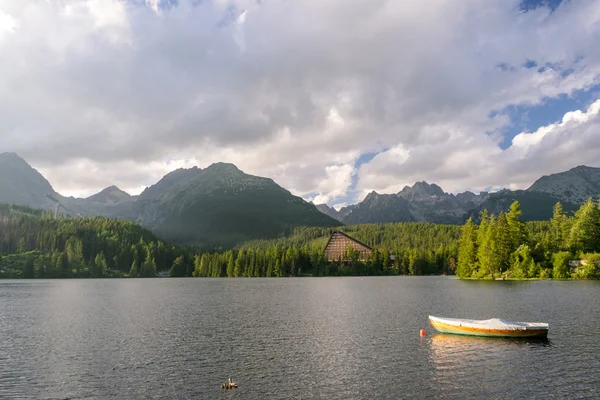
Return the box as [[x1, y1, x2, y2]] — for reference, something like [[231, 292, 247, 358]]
[[429, 318, 548, 338]]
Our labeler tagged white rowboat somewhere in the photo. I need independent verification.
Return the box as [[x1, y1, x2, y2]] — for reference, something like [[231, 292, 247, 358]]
[[428, 315, 549, 338]]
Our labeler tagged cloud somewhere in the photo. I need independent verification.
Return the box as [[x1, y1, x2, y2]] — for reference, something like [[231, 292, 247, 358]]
[[1, 0, 600, 202], [0, 9, 18, 41], [358, 99, 600, 197]]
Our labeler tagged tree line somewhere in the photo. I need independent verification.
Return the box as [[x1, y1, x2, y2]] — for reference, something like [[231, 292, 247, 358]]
[[1, 205, 461, 278], [0, 205, 191, 278], [172, 222, 461, 277], [457, 199, 600, 279], [3, 199, 599, 279]]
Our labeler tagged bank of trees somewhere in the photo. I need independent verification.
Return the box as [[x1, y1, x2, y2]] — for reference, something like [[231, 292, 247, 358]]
[[4, 199, 598, 280], [0, 205, 192, 278], [1, 205, 460, 278], [175, 222, 461, 277], [456, 200, 600, 279]]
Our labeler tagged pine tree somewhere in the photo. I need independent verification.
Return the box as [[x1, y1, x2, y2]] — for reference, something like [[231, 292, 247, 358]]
[[476, 210, 491, 277], [552, 251, 572, 279], [506, 201, 527, 251], [170, 256, 186, 277], [129, 260, 139, 277], [192, 255, 202, 277], [94, 252, 107, 278], [226, 251, 235, 278], [457, 217, 477, 278], [493, 213, 511, 275], [568, 198, 600, 253], [550, 203, 568, 251], [17, 238, 27, 254]]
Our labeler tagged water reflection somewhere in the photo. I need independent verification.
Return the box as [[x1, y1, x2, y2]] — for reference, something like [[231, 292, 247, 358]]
[[430, 333, 551, 348], [427, 334, 552, 398]]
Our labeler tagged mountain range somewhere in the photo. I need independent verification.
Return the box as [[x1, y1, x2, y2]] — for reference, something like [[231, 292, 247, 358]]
[[316, 167, 599, 225], [1, 152, 598, 247], [0, 153, 339, 247]]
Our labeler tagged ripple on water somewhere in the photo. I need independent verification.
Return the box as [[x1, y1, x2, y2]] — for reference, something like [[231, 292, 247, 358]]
[[0, 278, 598, 399]]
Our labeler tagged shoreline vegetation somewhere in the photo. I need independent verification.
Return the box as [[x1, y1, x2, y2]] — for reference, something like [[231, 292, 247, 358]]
[[456, 199, 600, 280], [1, 199, 599, 280]]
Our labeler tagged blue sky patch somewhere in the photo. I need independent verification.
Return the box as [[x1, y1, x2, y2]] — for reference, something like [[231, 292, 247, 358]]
[[520, 0, 565, 12], [497, 84, 600, 149]]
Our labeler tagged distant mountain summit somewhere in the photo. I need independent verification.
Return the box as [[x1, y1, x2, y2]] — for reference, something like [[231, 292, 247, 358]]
[[397, 181, 445, 200], [527, 165, 600, 204], [0, 152, 55, 208], [332, 182, 488, 225], [343, 191, 414, 224], [315, 203, 343, 222], [86, 186, 132, 205]]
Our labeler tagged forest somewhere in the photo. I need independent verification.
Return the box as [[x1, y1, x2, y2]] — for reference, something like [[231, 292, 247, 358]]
[[456, 200, 600, 279], [0, 204, 190, 278], [1, 198, 599, 279]]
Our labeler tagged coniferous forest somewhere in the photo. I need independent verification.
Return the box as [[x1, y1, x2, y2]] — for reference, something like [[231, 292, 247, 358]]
[[1, 199, 599, 279], [456, 200, 600, 280]]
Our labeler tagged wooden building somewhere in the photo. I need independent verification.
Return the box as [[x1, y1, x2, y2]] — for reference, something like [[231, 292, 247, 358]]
[[324, 231, 372, 262]]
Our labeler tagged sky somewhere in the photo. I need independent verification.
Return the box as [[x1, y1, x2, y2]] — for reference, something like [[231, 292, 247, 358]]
[[1, 0, 600, 209]]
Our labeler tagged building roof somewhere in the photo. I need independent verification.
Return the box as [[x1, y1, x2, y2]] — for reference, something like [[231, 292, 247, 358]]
[[324, 230, 373, 251]]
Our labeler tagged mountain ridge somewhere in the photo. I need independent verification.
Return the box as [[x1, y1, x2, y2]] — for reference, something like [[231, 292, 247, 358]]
[[527, 165, 600, 204], [2, 152, 599, 244]]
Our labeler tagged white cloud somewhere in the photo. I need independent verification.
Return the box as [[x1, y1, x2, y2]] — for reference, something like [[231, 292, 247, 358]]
[[359, 99, 600, 195], [0, 9, 18, 41], [1, 0, 600, 204], [310, 164, 356, 204]]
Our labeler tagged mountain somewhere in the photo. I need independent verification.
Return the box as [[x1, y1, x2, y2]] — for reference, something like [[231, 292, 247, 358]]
[[130, 162, 340, 247], [397, 181, 445, 200], [0, 154, 338, 247], [86, 186, 133, 205], [315, 203, 343, 222], [527, 165, 600, 204], [465, 190, 580, 222], [337, 204, 358, 220], [343, 191, 414, 225], [399, 182, 488, 224], [331, 182, 488, 225], [3, 153, 598, 245], [0, 152, 56, 208]]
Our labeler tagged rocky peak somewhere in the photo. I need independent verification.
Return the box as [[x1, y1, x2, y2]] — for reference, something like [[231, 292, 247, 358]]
[[398, 181, 446, 200], [315, 203, 342, 222], [527, 165, 600, 204], [86, 185, 131, 205], [139, 167, 201, 201], [454, 190, 489, 206], [363, 190, 381, 202], [0, 152, 56, 208]]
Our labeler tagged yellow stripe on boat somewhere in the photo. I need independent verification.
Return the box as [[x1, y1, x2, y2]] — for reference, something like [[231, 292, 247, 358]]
[[428, 315, 548, 338]]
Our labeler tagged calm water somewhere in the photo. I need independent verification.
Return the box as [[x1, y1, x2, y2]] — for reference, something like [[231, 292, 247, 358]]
[[0, 277, 599, 399]]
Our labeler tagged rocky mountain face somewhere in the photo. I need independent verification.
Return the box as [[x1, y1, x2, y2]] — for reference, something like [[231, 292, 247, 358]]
[[466, 190, 580, 222], [86, 185, 133, 205], [344, 192, 415, 225], [397, 181, 445, 200], [315, 203, 342, 222], [527, 165, 600, 204], [321, 182, 489, 225], [0, 153, 56, 209]]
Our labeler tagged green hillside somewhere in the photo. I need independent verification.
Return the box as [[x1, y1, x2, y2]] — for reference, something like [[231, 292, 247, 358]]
[[0, 205, 194, 279]]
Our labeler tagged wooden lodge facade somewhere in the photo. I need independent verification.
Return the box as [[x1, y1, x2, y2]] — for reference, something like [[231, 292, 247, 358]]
[[324, 231, 372, 262]]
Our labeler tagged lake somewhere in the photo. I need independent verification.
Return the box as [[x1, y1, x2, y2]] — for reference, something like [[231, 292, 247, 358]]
[[1, 277, 598, 399]]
